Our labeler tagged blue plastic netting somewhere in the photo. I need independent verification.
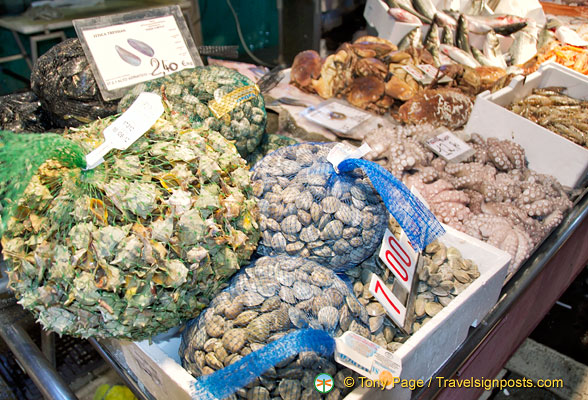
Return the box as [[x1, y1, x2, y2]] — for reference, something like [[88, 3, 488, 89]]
[[251, 143, 444, 267], [338, 158, 445, 252], [190, 329, 335, 400], [180, 255, 369, 400]]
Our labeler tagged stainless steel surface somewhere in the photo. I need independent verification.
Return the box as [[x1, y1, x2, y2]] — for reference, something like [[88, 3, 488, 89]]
[[412, 188, 588, 399], [89, 338, 153, 400], [41, 331, 56, 368], [0, 322, 78, 400]]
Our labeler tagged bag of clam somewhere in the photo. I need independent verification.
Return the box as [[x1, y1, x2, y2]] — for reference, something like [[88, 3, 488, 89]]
[[180, 255, 369, 400], [0, 96, 260, 340], [179, 144, 447, 400], [119, 65, 266, 159], [250, 142, 446, 270]]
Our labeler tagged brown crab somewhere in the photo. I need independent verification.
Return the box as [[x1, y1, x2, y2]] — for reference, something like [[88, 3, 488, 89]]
[[355, 57, 388, 79], [290, 50, 322, 92], [346, 76, 395, 114], [349, 36, 398, 60], [311, 48, 356, 99]]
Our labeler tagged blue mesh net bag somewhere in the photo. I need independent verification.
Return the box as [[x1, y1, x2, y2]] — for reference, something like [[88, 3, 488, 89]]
[[179, 255, 368, 400], [251, 143, 445, 271]]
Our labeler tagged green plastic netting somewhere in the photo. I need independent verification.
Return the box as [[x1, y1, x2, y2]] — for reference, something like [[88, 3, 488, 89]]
[[0, 109, 260, 339], [118, 66, 266, 158]]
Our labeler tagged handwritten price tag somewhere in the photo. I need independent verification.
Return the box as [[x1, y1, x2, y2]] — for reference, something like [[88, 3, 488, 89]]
[[369, 274, 407, 329], [401, 65, 430, 84], [85, 92, 163, 169], [425, 131, 475, 163], [378, 228, 418, 292]]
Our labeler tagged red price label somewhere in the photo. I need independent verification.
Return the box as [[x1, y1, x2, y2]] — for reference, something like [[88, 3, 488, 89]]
[[379, 228, 418, 291], [369, 274, 406, 327]]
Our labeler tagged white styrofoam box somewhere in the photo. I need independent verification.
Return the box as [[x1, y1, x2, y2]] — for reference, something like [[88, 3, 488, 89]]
[[465, 61, 588, 188], [117, 224, 509, 400], [364, 0, 421, 46], [363, 0, 513, 51], [344, 224, 510, 400]]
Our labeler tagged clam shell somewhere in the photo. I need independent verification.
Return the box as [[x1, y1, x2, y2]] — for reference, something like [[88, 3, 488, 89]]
[[318, 306, 339, 331], [425, 302, 443, 317], [288, 307, 309, 329], [293, 281, 313, 300], [205, 315, 226, 338]]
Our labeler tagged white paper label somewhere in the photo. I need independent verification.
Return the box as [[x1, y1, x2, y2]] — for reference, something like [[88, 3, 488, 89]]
[[417, 64, 452, 84], [378, 228, 418, 292], [402, 65, 428, 83], [335, 331, 402, 390], [369, 274, 407, 329], [303, 101, 372, 133], [327, 143, 372, 173], [85, 92, 164, 170], [425, 131, 475, 163], [81, 15, 195, 91]]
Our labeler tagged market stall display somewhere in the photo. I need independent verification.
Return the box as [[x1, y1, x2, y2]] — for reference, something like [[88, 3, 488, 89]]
[[30, 38, 118, 128], [118, 66, 266, 158], [0, 109, 260, 340], [1, 1, 587, 399], [356, 122, 573, 274], [508, 87, 588, 148]]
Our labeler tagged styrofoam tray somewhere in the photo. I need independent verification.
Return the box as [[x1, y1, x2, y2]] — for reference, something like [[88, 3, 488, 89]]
[[363, 0, 513, 51], [116, 224, 509, 400], [465, 61, 588, 188]]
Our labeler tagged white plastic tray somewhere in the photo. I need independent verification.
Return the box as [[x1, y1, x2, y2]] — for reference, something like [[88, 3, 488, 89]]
[[465, 61, 588, 188], [117, 225, 510, 400]]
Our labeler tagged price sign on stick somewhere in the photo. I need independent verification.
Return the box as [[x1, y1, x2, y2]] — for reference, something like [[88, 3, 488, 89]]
[[372, 227, 423, 333]]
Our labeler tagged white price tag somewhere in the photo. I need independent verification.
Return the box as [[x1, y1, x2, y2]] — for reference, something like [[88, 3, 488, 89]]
[[327, 143, 372, 173], [369, 273, 407, 329], [425, 131, 475, 163], [335, 331, 402, 389], [378, 228, 418, 292], [302, 101, 373, 134], [417, 64, 452, 84], [401, 65, 430, 84], [85, 92, 164, 170]]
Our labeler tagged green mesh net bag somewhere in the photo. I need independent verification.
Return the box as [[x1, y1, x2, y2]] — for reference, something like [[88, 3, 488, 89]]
[[246, 132, 298, 166], [0, 109, 260, 340], [118, 66, 266, 158]]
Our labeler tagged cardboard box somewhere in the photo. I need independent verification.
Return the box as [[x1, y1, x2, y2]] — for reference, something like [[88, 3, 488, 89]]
[[465, 61, 588, 188], [116, 225, 510, 400]]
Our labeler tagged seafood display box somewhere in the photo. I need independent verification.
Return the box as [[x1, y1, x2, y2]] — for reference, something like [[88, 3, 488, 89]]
[[363, 0, 513, 51], [465, 61, 588, 188], [115, 225, 510, 400]]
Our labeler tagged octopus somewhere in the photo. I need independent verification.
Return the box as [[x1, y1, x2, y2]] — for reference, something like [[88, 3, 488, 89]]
[[367, 127, 573, 276], [363, 124, 435, 177], [485, 137, 526, 171], [463, 214, 533, 274]]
